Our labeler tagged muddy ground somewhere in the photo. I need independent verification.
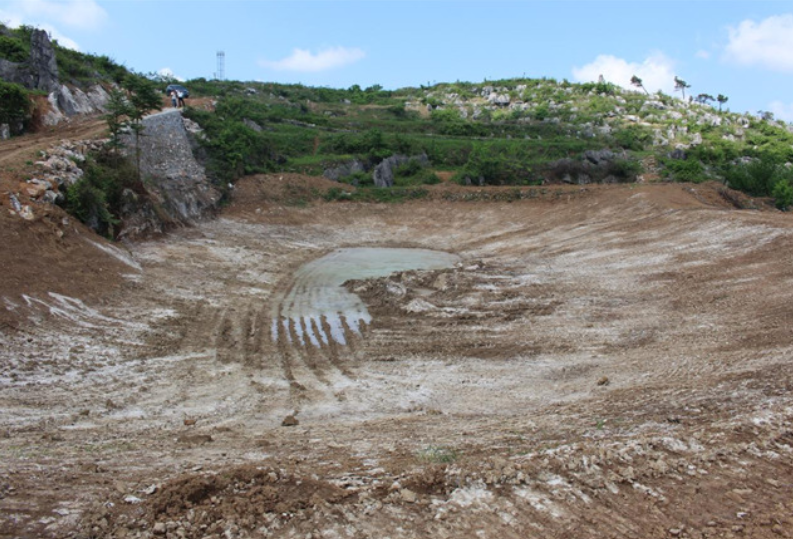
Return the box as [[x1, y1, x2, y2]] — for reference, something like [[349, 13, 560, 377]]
[[1, 168, 793, 538]]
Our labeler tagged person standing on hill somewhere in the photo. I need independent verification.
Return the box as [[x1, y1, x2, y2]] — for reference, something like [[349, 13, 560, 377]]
[[170, 90, 178, 108], [177, 89, 185, 108]]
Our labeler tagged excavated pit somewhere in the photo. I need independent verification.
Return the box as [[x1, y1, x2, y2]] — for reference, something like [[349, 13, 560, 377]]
[[1, 177, 793, 539]]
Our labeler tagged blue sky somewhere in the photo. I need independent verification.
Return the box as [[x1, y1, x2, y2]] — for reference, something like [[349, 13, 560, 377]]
[[2, 1, 793, 120]]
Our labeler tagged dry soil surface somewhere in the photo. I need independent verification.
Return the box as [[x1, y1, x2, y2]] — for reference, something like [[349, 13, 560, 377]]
[[1, 171, 793, 539]]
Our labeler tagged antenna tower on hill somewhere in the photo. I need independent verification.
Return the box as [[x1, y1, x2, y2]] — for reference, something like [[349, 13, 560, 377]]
[[216, 51, 225, 81]]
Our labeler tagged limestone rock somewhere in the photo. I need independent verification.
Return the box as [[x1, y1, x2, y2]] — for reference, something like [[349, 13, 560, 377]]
[[400, 488, 417, 503], [373, 154, 429, 188], [323, 159, 366, 182], [29, 29, 59, 93], [57, 85, 96, 116], [0, 29, 58, 92]]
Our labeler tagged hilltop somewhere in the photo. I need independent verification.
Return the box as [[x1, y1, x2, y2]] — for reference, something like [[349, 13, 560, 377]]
[[176, 76, 793, 209]]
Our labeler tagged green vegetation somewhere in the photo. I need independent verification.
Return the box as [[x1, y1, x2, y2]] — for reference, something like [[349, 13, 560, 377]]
[[64, 74, 163, 236], [416, 445, 459, 464], [177, 75, 793, 208], [662, 157, 707, 183], [0, 80, 31, 128], [56, 48, 128, 85], [723, 156, 793, 209], [7, 23, 793, 210], [65, 149, 140, 238], [119, 74, 163, 179], [0, 34, 28, 62]]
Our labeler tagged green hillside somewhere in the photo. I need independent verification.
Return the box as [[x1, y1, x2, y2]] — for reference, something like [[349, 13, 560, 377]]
[[182, 77, 793, 209]]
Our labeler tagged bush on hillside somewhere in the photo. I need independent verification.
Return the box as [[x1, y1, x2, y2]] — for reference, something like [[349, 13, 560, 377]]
[[772, 179, 793, 210], [0, 35, 28, 62], [65, 149, 140, 237], [723, 156, 793, 197], [393, 158, 440, 186], [662, 157, 707, 183], [0, 80, 31, 130]]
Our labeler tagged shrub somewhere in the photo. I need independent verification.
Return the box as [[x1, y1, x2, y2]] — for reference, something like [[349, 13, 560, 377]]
[[663, 157, 707, 183], [322, 187, 353, 201], [612, 125, 652, 151], [0, 35, 28, 62], [65, 149, 139, 237], [723, 157, 793, 197], [393, 159, 440, 187], [0, 80, 31, 130], [772, 179, 793, 210], [394, 158, 423, 178]]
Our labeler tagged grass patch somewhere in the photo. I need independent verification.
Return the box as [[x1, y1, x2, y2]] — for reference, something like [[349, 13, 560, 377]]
[[416, 445, 459, 464]]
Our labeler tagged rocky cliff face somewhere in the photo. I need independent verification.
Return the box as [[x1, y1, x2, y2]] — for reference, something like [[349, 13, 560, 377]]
[[0, 29, 57, 91], [119, 110, 221, 239], [0, 28, 111, 135], [28, 29, 59, 93]]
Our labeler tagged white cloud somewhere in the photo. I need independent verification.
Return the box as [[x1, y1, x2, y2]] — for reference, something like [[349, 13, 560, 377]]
[[0, 7, 81, 49], [0, 0, 107, 30], [725, 14, 793, 72], [572, 52, 677, 94], [259, 46, 365, 73], [156, 67, 185, 82], [0, 0, 107, 51], [41, 23, 80, 50], [769, 101, 793, 123], [696, 49, 711, 60]]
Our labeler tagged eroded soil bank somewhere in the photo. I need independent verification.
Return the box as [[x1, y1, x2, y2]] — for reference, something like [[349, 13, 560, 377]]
[[1, 177, 792, 538]]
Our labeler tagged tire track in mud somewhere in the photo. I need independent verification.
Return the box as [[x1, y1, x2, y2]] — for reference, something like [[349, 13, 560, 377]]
[[265, 270, 358, 406]]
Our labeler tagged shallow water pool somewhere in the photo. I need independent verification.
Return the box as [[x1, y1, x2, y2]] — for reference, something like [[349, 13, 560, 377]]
[[271, 247, 460, 346]]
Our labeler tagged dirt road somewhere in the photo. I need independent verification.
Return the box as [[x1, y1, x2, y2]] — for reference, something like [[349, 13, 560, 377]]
[[1, 175, 792, 538]]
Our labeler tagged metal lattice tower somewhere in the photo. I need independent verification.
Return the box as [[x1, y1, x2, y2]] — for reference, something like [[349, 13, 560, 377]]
[[216, 51, 225, 81]]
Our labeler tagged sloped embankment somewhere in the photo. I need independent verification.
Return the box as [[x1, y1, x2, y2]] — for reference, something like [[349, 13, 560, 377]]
[[118, 110, 221, 239]]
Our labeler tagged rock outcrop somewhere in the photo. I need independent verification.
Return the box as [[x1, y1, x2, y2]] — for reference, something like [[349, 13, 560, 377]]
[[323, 159, 366, 182], [545, 149, 634, 184], [44, 83, 112, 125], [0, 29, 57, 91], [0, 27, 112, 129], [119, 110, 221, 239], [28, 29, 60, 93], [373, 154, 429, 188]]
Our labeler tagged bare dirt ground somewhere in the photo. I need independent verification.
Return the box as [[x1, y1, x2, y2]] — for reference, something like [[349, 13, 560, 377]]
[[2, 160, 793, 538]]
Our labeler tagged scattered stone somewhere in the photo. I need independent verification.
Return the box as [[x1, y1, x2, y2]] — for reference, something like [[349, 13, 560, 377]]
[[18, 206, 34, 220], [8, 193, 22, 213], [597, 376, 610, 386], [123, 495, 142, 504], [176, 434, 213, 444], [281, 415, 299, 427], [400, 488, 417, 503]]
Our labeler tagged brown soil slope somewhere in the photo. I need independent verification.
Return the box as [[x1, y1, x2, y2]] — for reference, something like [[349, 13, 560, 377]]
[[1, 172, 792, 539]]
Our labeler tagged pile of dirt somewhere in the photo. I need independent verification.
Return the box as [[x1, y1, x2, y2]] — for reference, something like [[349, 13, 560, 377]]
[[0, 205, 128, 329]]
